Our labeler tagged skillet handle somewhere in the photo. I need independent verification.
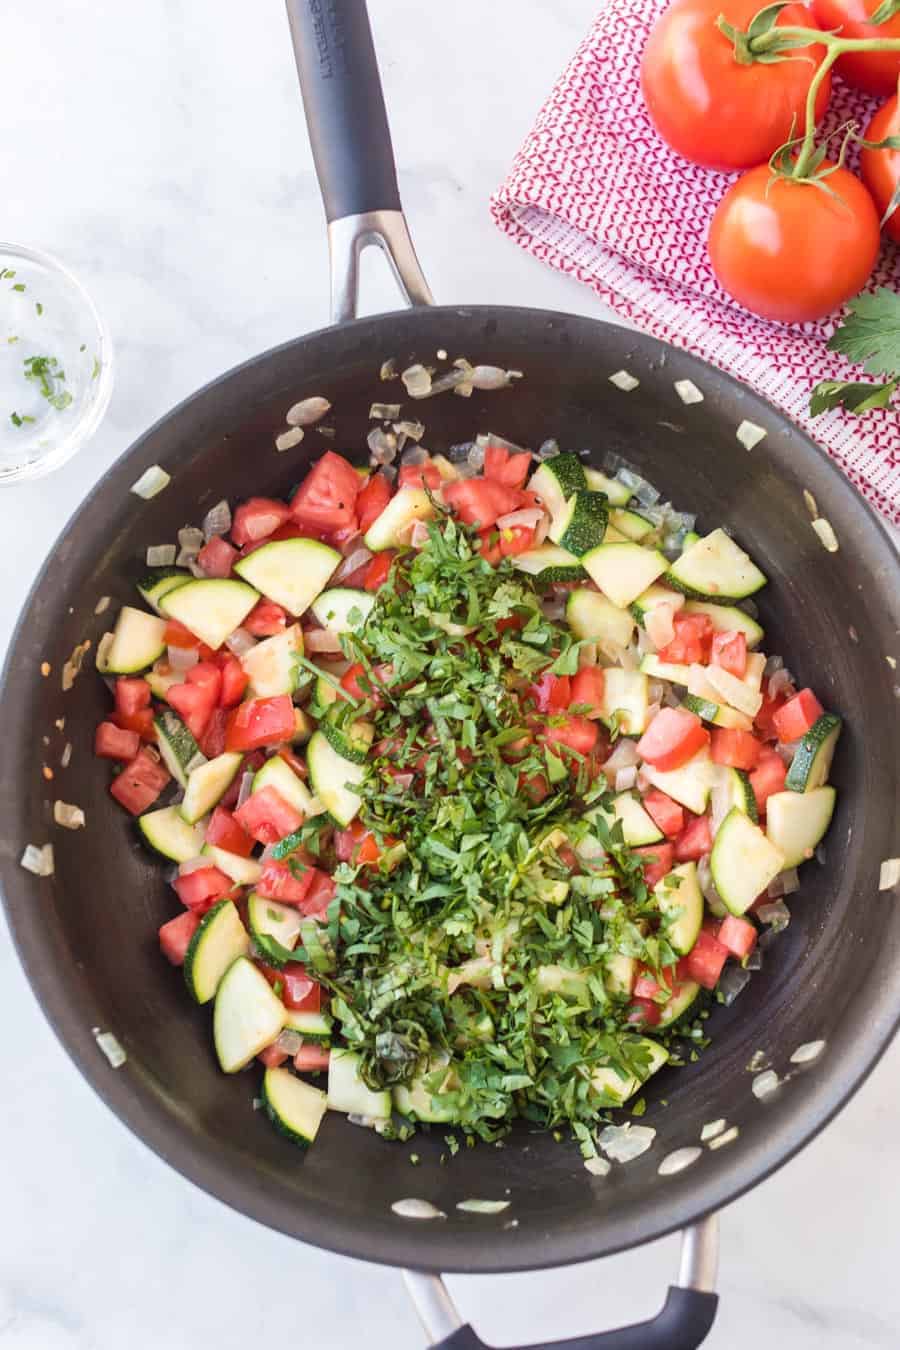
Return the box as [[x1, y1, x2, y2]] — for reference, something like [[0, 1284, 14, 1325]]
[[285, 0, 433, 322], [404, 1216, 719, 1350]]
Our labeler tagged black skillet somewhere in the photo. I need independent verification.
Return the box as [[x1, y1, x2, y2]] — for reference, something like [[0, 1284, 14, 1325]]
[[1, 3, 899, 1347]]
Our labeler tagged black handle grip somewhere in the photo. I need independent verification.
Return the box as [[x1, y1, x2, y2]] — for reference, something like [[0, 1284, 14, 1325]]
[[432, 1287, 718, 1350], [285, 0, 401, 222]]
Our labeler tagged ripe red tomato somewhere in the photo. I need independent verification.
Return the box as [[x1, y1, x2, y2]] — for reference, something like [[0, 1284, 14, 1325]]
[[356, 472, 391, 533], [710, 630, 747, 678], [231, 497, 291, 548], [442, 478, 520, 528], [290, 452, 360, 533], [813, 0, 900, 94], [861, 94, 900, 244], [637, 707, 709, 772], [225, 694, 296, 751], [708, 164, 881, 322], [641, 0, 831, 170], [657, 613, 713, 665]]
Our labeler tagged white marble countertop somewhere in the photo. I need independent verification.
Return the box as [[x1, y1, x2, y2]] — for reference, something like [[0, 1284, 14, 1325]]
[[1, 3, 898, 1347]]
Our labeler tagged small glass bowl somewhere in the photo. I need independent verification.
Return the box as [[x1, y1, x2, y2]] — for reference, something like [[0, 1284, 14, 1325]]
[[0, 242, 114, 483]]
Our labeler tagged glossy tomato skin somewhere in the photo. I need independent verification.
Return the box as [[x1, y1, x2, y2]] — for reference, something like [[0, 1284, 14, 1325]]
[[813, 0, 900, 94], [861, 95, 900, 244], [641, 0, 831, 170], [708, 164, 881, 322]]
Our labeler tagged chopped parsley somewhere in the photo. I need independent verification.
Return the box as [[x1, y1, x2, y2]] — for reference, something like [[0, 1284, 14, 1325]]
[[10, 411, 35, 428], [23, 354, 72, 411]]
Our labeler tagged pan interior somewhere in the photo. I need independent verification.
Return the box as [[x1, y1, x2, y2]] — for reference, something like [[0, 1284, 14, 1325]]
[[2, 306, 898, 1274]]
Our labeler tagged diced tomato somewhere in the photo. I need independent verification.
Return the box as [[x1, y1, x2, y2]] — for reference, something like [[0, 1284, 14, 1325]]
[[258, 960, 321, 1011], [718, 914, 758, 960], [673, 813, 713, 862], [256, 857, 315, 904], [278, 747, 308, 778], [300, 869, 337, 919], [257, 1044, 289, 1068], [626, 997, 662, 1028], [198, 706, 228, 758], [710, 630, 747, 679], [633, 968, 664, 999], [498, 524, 536, 557], [569, 666, 605, 717], [158, 910, 201, 966], [94, 720, 140, 761], [172, 865, 233, 913], [398, 462, 443, 491], [109, 748, 170, 815], [290, 451, 360, 533], [530, 672, 572, 713], [363, 551, 394, 591], [749, 748, 787, 814], [335, 818, 381, 866], [478, 529, 504, 566], [637, 707, 709, 772], [205, 804, 255, 857], [112, 707, 156, 742], [168, 681, 215, 741], [196, 534, 238, 578], [218, 655, 249, 708], [772, 688, 824, 743], [484, 442, 532, 490], [542, 714, 599, 759], [755, 682, 789, 741], [442, 477, 520, 528], [519, 771, 550, 803], [356, 471, 392, 534], [686, 929, 729, 990], [234, 785, 303, 844], [226, 694, 296, 751], [496, 613, 526, 634], [340, 661, 390, 704], [163, 619, 213, 656], [657, 613, 713, 665], [633, 842, 675, 887], [231, 497, 291, 548], [187, 661, 222, 703], [243, 599, 288, 637], [115, 677, 151, 719], [642, 788, 685, 839], [710, 728, 763, 770], [294, 1044, 330, 1073]]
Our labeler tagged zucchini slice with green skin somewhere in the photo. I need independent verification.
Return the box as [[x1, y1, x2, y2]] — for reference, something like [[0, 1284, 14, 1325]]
[[310, 587, 376, 635], [630, 583, 685, 624], [184, 899, 250, 1006], [252, 755, 321, 817], [102, 606, 167, 674], [534, 964, 591, 1000], [659, 979, 702, 1027], [511, 544, 586, 584], [681, 692, 754, 732], [639, 654, 693, 686], [584, 466, 632, 506], [137, 567, 192, 614], [394, 1056, 457, 1123], [180, 751, 243, 824], [213, 955, 285, 1072], [202, 843, 263, 886], [582, 541, 669, 609], [645, 748, 715, 815], [566, 589, 635, 647], [682, 599, 764, 649], [283, 1008, 332, 1038], [240, 625, 304, 698], [263, 1066, 329, 1149], [146, 664, 182, 701], [327, 1048, 391, 1118], [723, 766, 759, 823], [247, 893, 303, 952], [655, 861, 704, 955], [765, 787, 836, 868], [306, 730, 367, 827], [785, 714, 842, 793], [529, 453, 587, 519], [609, 508, 655, 542], [234, 538, 340, 618], [137, 805, 205, 862], [711, 807, 785, 915], [160, 578, 260, 650], [599, 668, 649, 736], [590, 1037, 669, 1106], [363, 486, 435, 551], [319, 714, 374, 765], [666, 528, 767, 601], [154, 709, 206, 788], [604, 952, 636, 998], [548, 490, 609, 555], [592, 792, 663, 846]]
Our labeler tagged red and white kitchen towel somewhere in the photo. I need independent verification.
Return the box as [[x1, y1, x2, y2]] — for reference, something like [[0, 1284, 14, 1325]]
[[490, 0, 900, 525]]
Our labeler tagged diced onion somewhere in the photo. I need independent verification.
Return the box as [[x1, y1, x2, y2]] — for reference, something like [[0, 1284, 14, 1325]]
[[470, 366, 516, 391], [64, 639, 94, 689], [334, 547, 373, 582], [146, 544, 176, 567], [410, 520, 431, 548], [94, 595, 111, 615], [391, 1199, 446, 1220], [380, 358, 398, 381], [767, 867, 799, 898], [658, 1147, 702, 1176], [752, 1070, 780, 1099], [674, 379, 704, 405], [700, 1119, 726, 1142], [370, 402, 402, 420], [697, 855, 722, 909], [225, 627, 257, 657], [304, 628, 343, 653], [275, 1029, 303, 1055], [736, 420, 766, 451], [879, 858, 900, 891], [168, 644, 199, 672], [393, 419, 425, 442], [757, 899, 790, 930], [456, 1198, 510, 1213], [275, 427, 304, 452], [719, 964, 750, 1006], [811, 517, 839, 553], [131, 465, 171, 499], [790, 1039, 825, 1064], [764, 653, 784, 677], [609, 370, 639, 392], [603, 738, 640, 772], [710, 777, 733, 837], [707, 1125, 739, 1150], [773, 741, 797, 767], [202, 499, 232, 541], [584, 1156, 611, 1177], [768, 667, 794, 698], [496, 508, 544, 530], [537, 438, 560, 460], [93, 1029, 127, 1068], [645, 602, 676, 650], [401, 364, 432, 398], [60, 741, 72, 769], [746, 1049, 770, 1072], [598, 1123, 656, 1163], [236, 772, 254, 809], [615, 766, 638, 792], [368, 426, 398, 463], [20, 843, 54, 876], [286, 396, 331, 427], [477, 432, 529, 457], [178, 856, 209, 876], [467, 442, 486, 472], [53, 800, 85, 830]]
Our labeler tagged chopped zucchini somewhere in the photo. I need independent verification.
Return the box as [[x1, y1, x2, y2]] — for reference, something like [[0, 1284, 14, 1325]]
[[723, 766, 758, 823], [234, 538, 340, 617], [659, 979, 702, 1027], [283, 1008, 333, 1038], [609, 508, 655, 542], [213, 956, 286, 1072], [630, 583, 685, 624], [590, 1037, 668, 1106], [327, 1048, 391, 1118], [785, 714, 841, 793], [640, 654, 692, 686], [681, 692, 754, 732], [319, 714, 374, 765], [644, 747, 714, 815], [180, 751, 243, 824], [394, 1056, 457, 1123], [252, 754, 321, 817], [655, 861, 703, 955], [102, 606, 167, 674], [160, 578, 259, 650], [263, 1066, 328, 1149], [566, 589, 635, 648], [592, 792, 663, 847], [582, 541, 668, 609], [240, 625, 304, 698], [137, 805, 205, 862], [154, 709, 205, 788], [363, 486, 435, 551], [765, 787, 836, 868], [306, 730, 367, 827], [202, 843, 263, 886], [711, 807, 785, 915], [549, 490, 609, 555], [248, 893, 304, 952], [310, 587, 376, 635], [599, 668, 649, 735], [667, 528, 766, 601], [604, 952, 636, 998], [683, 599, 764, 649], [511, 544, 586, 584], [529, 453, 587, 519], [137, 566, 192, 614], [584, 466, 633, 506], [184, 899, 250, 1005]]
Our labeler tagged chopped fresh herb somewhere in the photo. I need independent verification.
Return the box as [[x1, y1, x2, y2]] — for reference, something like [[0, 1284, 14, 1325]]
[[811, 288, 900, 417], [23, 354, 72, 410], [35, 301, 43, 316], [92, 356, 101, 380], [79, 342, 86, 352], [10, 411, 35, 428], [7, 335, 19, 344], [0, 268, 15, 279], [11, 282, 25, 292]]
